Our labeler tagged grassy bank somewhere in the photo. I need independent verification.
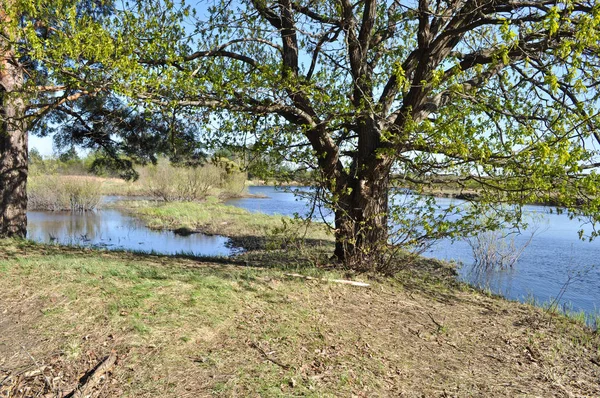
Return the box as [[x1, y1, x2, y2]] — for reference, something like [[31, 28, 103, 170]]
[[0, 240, 598, 397], [396, 177, 592, 207], [123, 200, 332, 251]]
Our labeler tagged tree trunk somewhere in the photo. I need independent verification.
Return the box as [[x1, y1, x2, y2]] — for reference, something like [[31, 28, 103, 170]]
[[330, 106, 392, 270], [333, 167, 390, 269], [0, 33, 27, 238]]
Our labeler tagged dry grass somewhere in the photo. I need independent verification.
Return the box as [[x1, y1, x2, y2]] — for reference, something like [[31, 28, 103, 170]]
[[0, 240, 598, 397], [135, 160, 247, 201], [28, 175, 103, 211], [27, 168, 249, 202]]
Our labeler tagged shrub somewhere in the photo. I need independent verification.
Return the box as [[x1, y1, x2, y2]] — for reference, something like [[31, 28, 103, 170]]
[[28, 175, 102, 211], [466, 230, 527, 270], [137, 158, 246, 201], [222, 169, 247, 196]]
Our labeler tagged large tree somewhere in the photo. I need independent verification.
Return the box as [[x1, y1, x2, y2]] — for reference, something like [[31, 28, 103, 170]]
[[129, 0, 600, 268], [0, 0, 140, 237], [0, 1, 27, 237]]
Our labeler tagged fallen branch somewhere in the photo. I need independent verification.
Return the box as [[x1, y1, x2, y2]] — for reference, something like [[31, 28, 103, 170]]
[[22, 366, 48, 379], [0, 365, 49, 386], [284, 273, 370, 287], [64, 351, 117, 398], [427, 312, 447, 333], [249, 342, 291, 370]]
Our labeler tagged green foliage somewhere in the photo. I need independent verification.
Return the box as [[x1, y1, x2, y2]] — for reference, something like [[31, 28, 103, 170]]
[[99, 0, 600, 258], [28, 150, 109, 176], [12, 0, 600, 262], [57, 146, 79, 163], [28, 148, 43, 165]]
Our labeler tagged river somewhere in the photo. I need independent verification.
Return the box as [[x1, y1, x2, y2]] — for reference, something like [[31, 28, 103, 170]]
[[25, 186, 599, 321], [230, 186, 600, 320]]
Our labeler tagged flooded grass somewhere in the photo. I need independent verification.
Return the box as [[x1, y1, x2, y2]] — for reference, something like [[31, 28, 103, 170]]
[[124, 199, 332, 251], [0, 239, 598, 397]]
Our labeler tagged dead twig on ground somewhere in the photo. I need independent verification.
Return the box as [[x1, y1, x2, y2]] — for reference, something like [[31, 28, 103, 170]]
[[249, 342, 291, 370], [426, 313, 445, 332], [21, 346, 54, 392], [284, 273, 370, 287], [63, 351, 117, 398]]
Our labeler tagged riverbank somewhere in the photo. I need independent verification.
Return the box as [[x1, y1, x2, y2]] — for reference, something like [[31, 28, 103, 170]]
[[0, 239, 598, 397], [119, 199, 332, 251], [27, 174, 266, 211], [247, 179, 308, 187], [398, 181, 589, 207], [418, 188, 586, 207]]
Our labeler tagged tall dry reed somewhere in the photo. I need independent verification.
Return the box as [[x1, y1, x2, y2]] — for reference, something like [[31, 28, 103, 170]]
[[28, 175, 102, 211]]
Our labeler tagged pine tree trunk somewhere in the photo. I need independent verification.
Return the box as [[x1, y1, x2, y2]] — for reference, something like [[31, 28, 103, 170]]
[[0, 26, 27, 238]]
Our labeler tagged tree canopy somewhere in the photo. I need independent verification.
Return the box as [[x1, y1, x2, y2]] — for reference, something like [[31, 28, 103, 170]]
[[115, 0, 600, 268], [4, 0, 600, 270]]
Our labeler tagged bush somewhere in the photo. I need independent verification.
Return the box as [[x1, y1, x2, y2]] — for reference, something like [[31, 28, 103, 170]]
[[466, 230, 527, 270], [222, 169, 247, 196], [28, 175, 102, 211], [137, 158, 246, 201]]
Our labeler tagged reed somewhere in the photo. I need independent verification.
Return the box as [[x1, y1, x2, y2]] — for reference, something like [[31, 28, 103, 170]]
[[135, 159, 247, 201], [28, 175, 102, 211]]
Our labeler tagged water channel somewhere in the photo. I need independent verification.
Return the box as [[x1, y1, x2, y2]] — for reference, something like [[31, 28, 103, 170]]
[[27, 207, 234, 257], [25, 186, 600, 320]]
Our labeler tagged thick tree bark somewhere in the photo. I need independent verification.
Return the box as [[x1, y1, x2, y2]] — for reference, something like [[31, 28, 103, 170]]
[[0, 31, 27, 238], [333, 162, 391, 268]]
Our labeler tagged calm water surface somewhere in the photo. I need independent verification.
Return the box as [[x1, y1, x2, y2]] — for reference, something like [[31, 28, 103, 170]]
[[25, 187, 599, 319], [27, 206, 233, 257], [227, 186, 327, 217], [230, 186, 600, 318]]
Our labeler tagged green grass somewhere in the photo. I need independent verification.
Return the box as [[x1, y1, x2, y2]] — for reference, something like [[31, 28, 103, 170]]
[[1, 239, 599, 397], [125, 200, 332, 250], [0, 240, 372, 396], [540, 298, 600, 329]]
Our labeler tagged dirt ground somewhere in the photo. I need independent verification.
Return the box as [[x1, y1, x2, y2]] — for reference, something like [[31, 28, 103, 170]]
[[0, 241, 598, 397]]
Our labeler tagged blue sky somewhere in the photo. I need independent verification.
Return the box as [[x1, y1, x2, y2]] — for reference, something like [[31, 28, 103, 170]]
[[30, 135, 54, 156]]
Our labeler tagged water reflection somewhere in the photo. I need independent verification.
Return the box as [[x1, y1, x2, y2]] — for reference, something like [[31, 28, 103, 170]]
[[461, 264, 517, 298], [27, 209, 234, 257], [28, 211, 105, 243], [229, 186, 600, 318]]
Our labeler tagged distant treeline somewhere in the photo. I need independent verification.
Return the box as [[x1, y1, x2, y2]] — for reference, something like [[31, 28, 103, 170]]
[[29, 147, 110, 177]]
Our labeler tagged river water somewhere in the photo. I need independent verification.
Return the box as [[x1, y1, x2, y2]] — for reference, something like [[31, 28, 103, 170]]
[[230, 186, 600, 319], [25, 186, 599, 320], [27, 207, 233, 257]]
